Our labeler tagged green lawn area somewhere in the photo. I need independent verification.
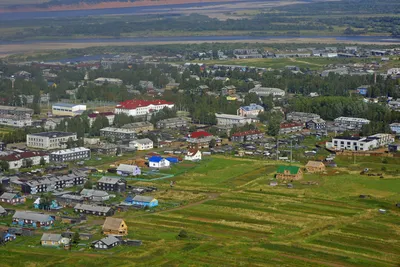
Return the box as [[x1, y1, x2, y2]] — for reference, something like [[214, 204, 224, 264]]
[[1, 156, 400, 266]]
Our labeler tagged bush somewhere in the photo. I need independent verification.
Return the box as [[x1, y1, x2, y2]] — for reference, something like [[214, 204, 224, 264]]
[[177, 229, 188, 239]]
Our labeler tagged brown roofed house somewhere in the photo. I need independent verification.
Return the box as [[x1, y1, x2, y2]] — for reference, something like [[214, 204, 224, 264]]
[[102, 217, 128, 236], [305, 161, 326, 173]]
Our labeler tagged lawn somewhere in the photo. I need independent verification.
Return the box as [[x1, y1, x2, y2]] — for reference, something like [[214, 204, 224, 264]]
[[1, 155, 400, 266]]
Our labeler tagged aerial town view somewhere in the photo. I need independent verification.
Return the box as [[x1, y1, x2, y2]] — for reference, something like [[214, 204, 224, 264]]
[[0, 0, 400, 266]]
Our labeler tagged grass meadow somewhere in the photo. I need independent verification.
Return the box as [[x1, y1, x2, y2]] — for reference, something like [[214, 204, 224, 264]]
[[1, 156, 400, 266]]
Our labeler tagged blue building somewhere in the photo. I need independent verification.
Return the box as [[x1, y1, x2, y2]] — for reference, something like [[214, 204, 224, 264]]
[[390, 123, 400, 134], [1, 232, 16, 243], [124, 195, 158, 208], [165, 157, 179, 164], [33, 198, 61, 210], [356, 85, 370, 96], [12, 211, 55, 228]]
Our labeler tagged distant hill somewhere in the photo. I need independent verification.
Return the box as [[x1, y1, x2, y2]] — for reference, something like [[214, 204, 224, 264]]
[[0, 0, 239, 13]]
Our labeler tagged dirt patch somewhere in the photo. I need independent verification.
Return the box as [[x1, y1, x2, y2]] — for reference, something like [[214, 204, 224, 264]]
[[188, 216, 216, 223]]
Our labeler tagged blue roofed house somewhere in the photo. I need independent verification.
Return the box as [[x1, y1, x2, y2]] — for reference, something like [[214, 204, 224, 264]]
[[165, 157, 179, 164], [237, 103, 264, 117], [124, 195, 158, 208], [12, 211, 55, 228], [148, 156, 170, 168]]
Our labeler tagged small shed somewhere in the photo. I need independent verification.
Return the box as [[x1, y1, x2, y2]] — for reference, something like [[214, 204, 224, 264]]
[[305, 161, 326, 173]]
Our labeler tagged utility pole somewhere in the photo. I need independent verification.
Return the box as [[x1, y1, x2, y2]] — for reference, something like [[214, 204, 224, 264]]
[[290, 139, 293, 164], [276, 137, 279, 161]]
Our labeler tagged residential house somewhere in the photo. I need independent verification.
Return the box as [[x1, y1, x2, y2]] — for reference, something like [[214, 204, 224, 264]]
[[184, 149, 202, 161], [334, 117, 370, 130], [92, 235, 120, 249], [26, 132, 77, 149], [20, 172, 87, 194], [187, 131, 220, 149], [191, 85, 209, 95], [129, 138, 154, 151], [125, 195, 158, 207], [248, 87, 285, 97], [215, 113, 256, 126], [80, 189, 110, 202], [102, 217, 128, 236], [221, 85, 236, 96], [116, 164, 141, 176], [33, 198, 60, 210], [0, 151, 49, 170], [12, 211, 55, 228], [100, 127, 136, 141], [231, 130, 264, 142], [115, 99, 174, 117], [0, 193, 26, 205], [156, 117, 188, 129], [0, 105, 33, 128], [305, 161, 326, 173], [149, 156, 170, 169], [276, 166, 303, 181], [286, 112, 321, 123], [49, 147, 91, 162], [306, 118, 326, 130], [0, 205, 7, 216], [41, 233, 70, 247], [43, 117, 65, 130], [74, 204, 114, 216], [389, 123, 400, 134], [94, 78, 123, 86], [121, 121, 154, 133], [88, 112, 115, 127], [279, 122, 303, 135], [237, 104, 264, 117], [326, 134, 394, 151], [1, 232, 16, 243], [97, 177, 126, 192]]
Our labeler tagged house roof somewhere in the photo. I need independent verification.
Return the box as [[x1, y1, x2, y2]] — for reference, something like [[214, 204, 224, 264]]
[[0, 205, 6, 214], [306, 161, 325, 168], [277, 166, 301, 175], [232, 130, 262, 137], [97, 176, 123, 185], [116, 99, 173, 110], [189, 131, 212, 139], [0, 151, 48, 162], [102, 217, 125, 231], [80, 189, 109, 198], [13, 211, 53, 222], [132, 195, 155, 202], [280, 122, 303, 129], [116, 164, 139, 173], [131, 138, 153, 145], [240, 103, 264, 111], [74, 204, 112, 213], [99, 235, 120, 246], [149, 156, 164, 163], [41, 233, 62, 242], [186, 149, 200, 156]]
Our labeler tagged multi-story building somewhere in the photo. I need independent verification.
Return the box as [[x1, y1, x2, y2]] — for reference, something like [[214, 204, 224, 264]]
[[50, 147, 91, 162], [279, 122, 303, 135], [306, 118, 326, 130], [52, 103, 86, 117], [87, 112, 115, 127], [74, 204, 114, 217], [231, 130, 264, 142], [100, 127, 136, 140], [156, 117, 188, 129], [187, 131, 220, 149], [286, 112, 321, 123], [97, 177, 126, 192], [326, 134, 394, 151], [221, 85, 236, 96], [0, 105, 33, 128], [20, 172, 87, 194], [215, 113, 256, 126], [129, 138, 154, 151], [0, 151, 49, 170], [121, 121, 154, 133], [26, 132, 77, 149], [248, 87, 285, 97], [115, 99, 174, 117], [334, 117, 370, 130], [94, 77, 123, 86], [237, 104, 264, 117]]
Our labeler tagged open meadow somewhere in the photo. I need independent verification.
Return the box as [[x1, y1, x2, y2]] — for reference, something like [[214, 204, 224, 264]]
[[1, 155, 400, 266]]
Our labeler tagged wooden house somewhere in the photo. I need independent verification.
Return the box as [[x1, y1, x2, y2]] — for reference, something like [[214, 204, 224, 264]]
[[40, 233, 65, 247], [276, 166, 303, 181], [92, 235, 120, 250], [102, 217, 128, 236], [124, 195, 158, 208], [305, 161, 326, 173], [0, 192, 26, 205], [12, 211, 55, 228], [74, 204, 114, 217], [0, 205, 7, 217]]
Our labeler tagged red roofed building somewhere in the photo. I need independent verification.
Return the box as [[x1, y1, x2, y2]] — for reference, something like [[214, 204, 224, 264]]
[[0, 151, 49, 170], [279, 122, 303, 135], [115, 99, 174, 117], [231, 130, 264, 142], [87, 112, 115, 127]]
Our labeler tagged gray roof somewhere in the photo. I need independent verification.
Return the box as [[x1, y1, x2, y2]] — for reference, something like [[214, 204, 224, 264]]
[[80, 189, 109, 198], [116, 164, 138, 173], [0, 192, 19, 200], [133, 195, 155, 202], [74, 204, 111, 213], [13, 211, 53, 222], [28, 132, 76, 138], [0, 205, 6, 214], [100, 235, 120, 246], [41, 233, 62, 242], [131, 138, 153, 145], [97, 176, 123, 185]]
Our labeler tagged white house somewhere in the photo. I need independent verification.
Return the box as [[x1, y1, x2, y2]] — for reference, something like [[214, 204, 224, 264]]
[[0, 151, 49, 170], [129, 138, 154, 151], [184, 149, 202, 161], [326, 134, 394, 151], [148, 156, 170, 168], [116, 164, 141, 176], [115, 99, 174, 117]]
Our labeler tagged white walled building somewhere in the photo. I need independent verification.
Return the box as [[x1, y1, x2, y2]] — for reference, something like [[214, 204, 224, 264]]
[[334, 117, 370, 129], [50, 147, 91, 162], [52, 103, 86, 117], [0, 151, 49, 170], [26, 132, 77, 149], [326, 134, 394, 151], [115, 99, 174, 117], [248, 87, 285, 97], [215, 113, 256, 126], [129, 138, 154, 151], [237, 104, 264, 117]]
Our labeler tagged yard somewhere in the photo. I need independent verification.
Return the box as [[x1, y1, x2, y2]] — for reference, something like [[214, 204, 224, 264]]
[[1, 156, 400, 266]]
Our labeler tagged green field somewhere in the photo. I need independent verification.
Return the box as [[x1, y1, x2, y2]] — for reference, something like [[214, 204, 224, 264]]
[[1, 156, 400, 266]]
